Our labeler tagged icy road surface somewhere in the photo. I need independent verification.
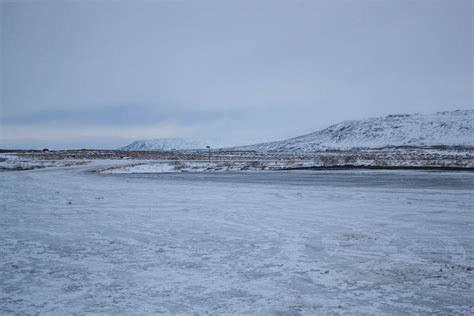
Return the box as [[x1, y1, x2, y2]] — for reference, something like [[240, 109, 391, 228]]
[[1, 165, 473, 314]]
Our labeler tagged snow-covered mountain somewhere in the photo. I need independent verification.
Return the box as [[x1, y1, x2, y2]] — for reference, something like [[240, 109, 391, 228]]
[[121, 138, 209, 151], [236, 110, 473, 152]]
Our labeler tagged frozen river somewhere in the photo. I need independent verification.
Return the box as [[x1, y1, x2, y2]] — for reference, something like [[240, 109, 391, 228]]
[[1, 165, 473, 314]]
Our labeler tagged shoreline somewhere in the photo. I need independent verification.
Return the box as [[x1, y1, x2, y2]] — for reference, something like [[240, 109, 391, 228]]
[[282, 165, 474, 172]]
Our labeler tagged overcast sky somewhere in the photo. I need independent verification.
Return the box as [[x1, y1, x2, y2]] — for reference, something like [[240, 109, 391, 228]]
[[1, 0, 472, 149]]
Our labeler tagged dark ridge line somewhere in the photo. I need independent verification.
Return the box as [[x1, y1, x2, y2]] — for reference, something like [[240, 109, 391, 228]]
[[281, 165, 474, 172]]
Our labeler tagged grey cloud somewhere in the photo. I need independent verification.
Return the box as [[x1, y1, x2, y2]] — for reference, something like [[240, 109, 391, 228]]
[[3, 104, 245, 126], [1, 0, 472, 148]]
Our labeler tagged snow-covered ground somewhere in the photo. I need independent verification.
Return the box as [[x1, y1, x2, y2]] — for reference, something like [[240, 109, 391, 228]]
[[0, 153, 89, 171], [1, 163, 473, 314], [7, 145, 474, 171], [99, 160, 317, 174]]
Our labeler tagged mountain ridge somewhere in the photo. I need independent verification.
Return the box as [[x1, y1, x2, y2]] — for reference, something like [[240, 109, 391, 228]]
[[121, 138, 208, 151], [120, 110, 473, 152], [234, 109, 473, 152]]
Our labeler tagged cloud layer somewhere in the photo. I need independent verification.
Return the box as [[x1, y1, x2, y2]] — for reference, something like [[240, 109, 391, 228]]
[[1, 1, 472, 149]]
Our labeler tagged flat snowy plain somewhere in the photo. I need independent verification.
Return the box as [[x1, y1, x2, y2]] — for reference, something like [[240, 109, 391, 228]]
[[1, 163, 473, 314]]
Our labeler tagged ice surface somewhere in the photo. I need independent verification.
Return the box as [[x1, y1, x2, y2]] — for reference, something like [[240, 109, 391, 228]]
[[1, 164, 473, 314]]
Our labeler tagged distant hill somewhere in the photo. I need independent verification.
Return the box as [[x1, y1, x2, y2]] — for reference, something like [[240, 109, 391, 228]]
[[121, 138, 208, 151], [235, 110, 473, 152]]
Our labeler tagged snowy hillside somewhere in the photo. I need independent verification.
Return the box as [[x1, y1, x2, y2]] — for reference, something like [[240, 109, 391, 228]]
[[121, 138, 209, 151], [237, 110, 473, 152]]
